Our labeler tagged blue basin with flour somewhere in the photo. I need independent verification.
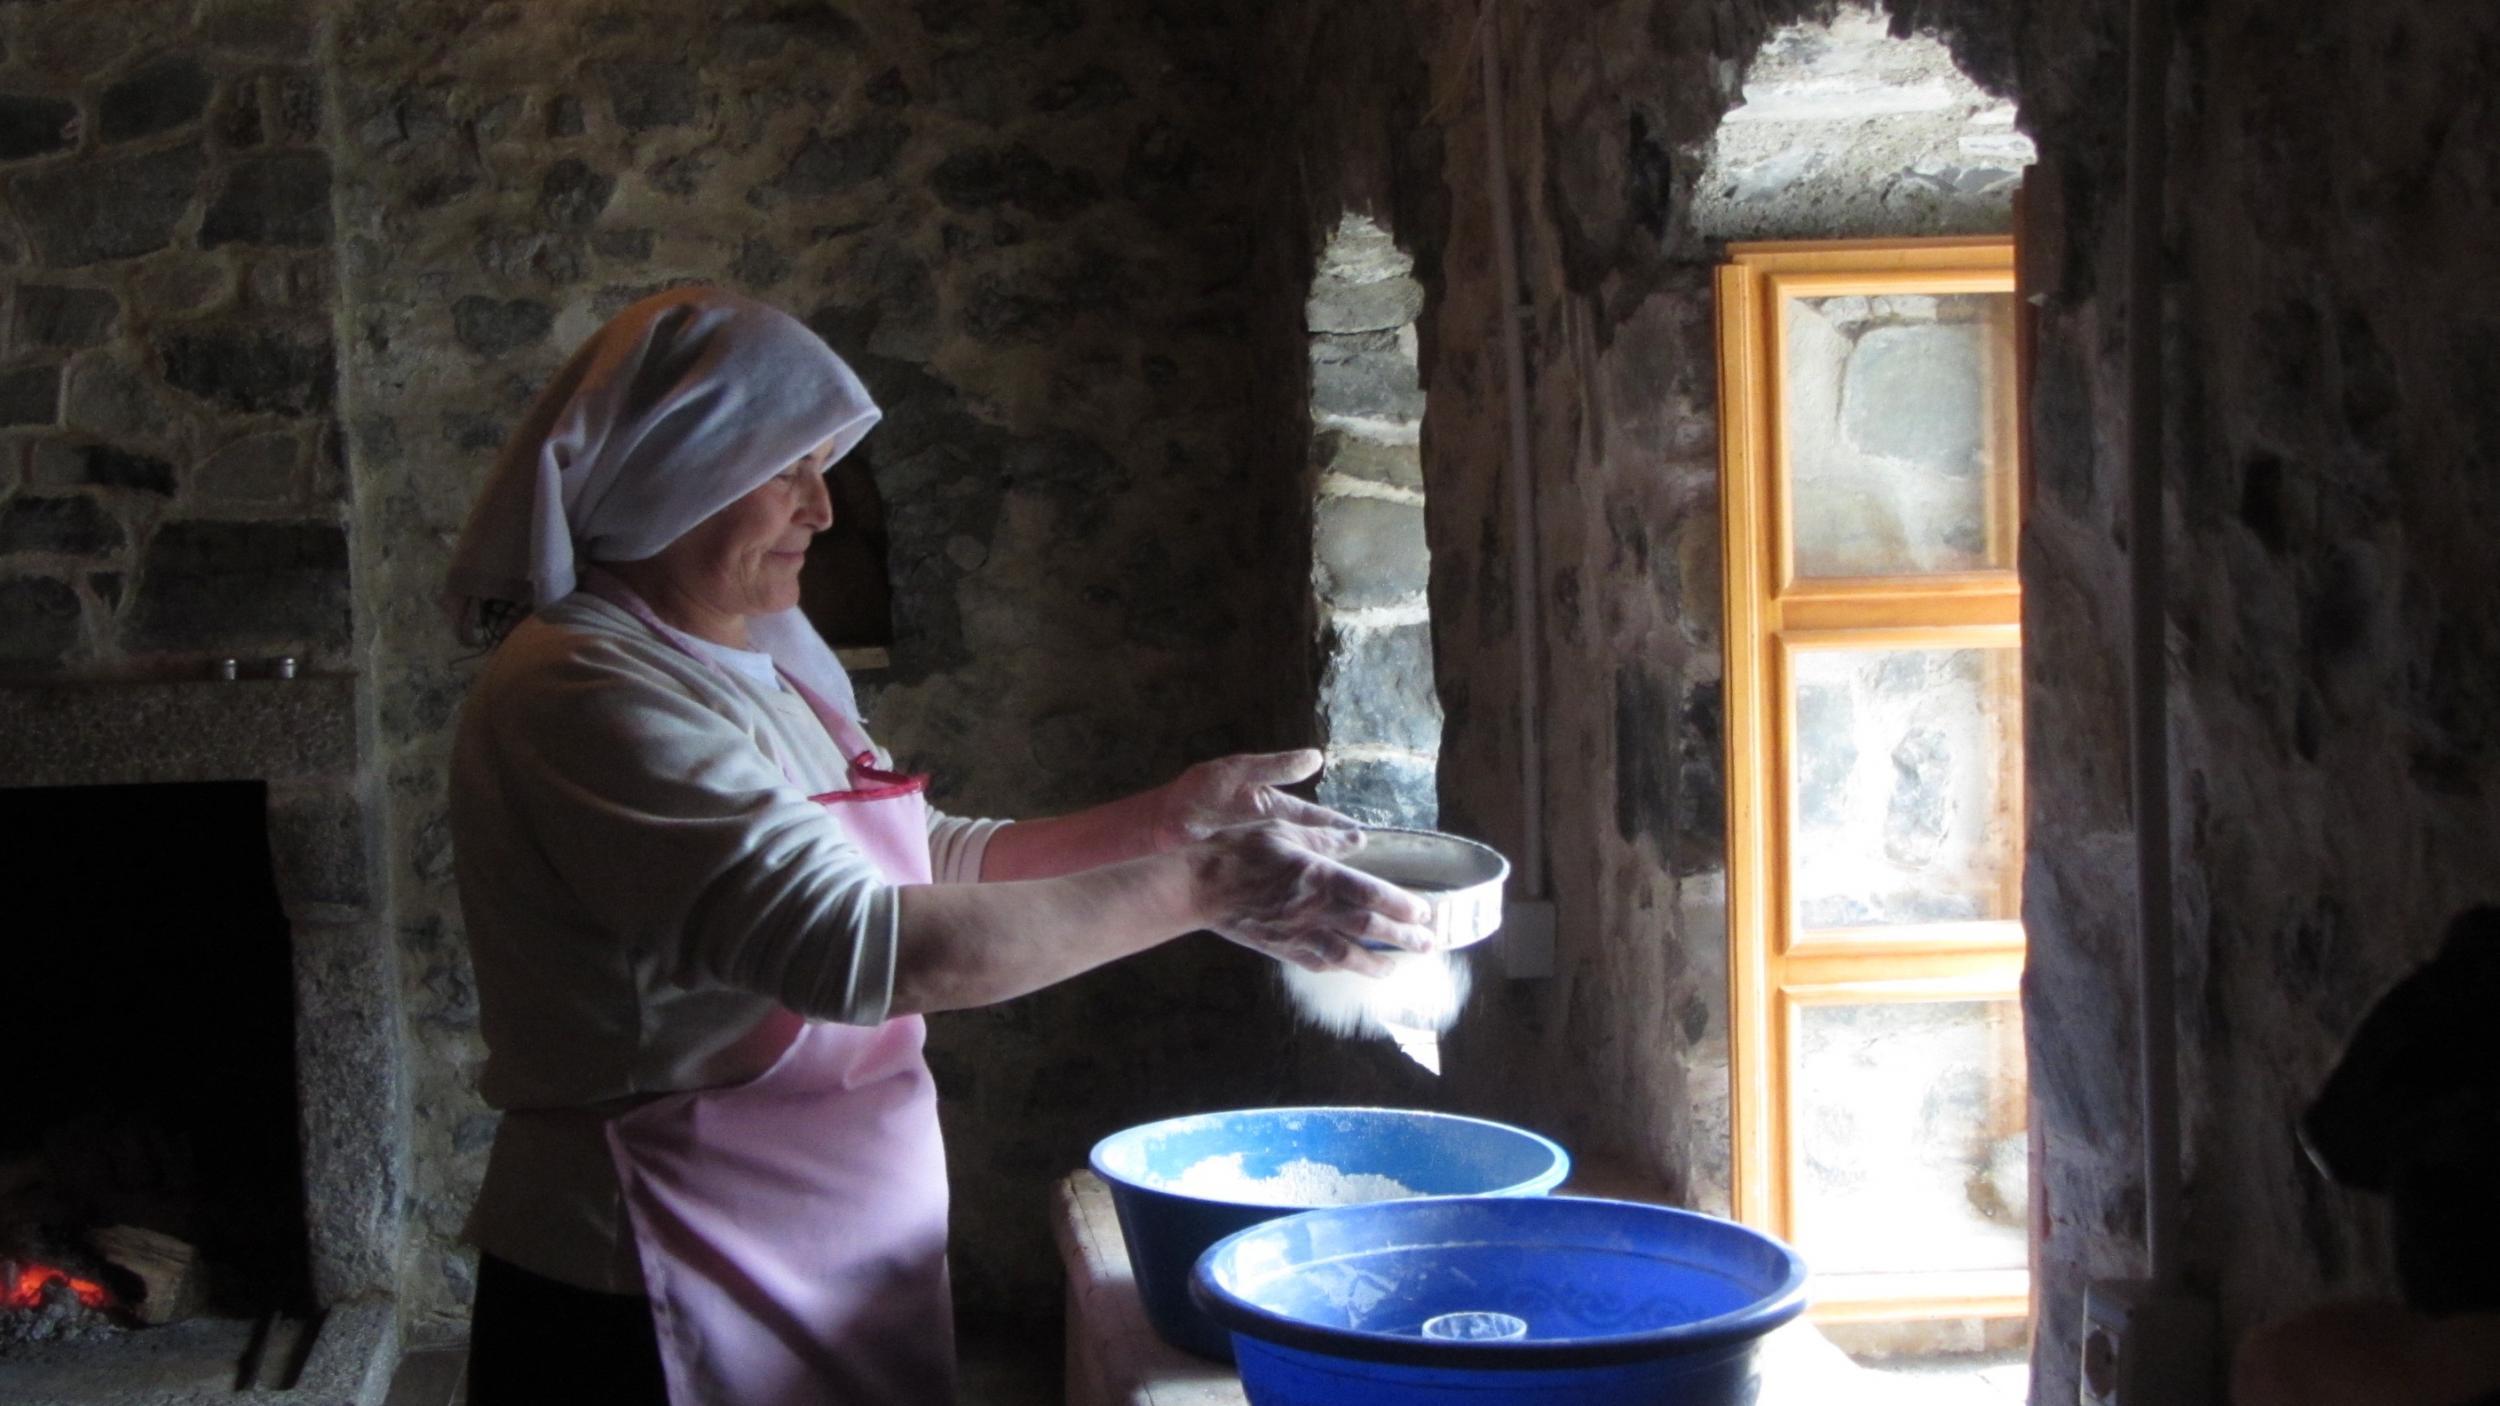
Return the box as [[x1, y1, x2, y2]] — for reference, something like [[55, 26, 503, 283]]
[[1089, 1108, 1570, 1360]]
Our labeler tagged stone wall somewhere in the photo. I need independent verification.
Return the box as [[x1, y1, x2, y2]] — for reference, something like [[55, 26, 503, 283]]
[[2022, 0, 2500, 1370], [1271, 0, 2500, 1401], [1, 0, 347, 677]]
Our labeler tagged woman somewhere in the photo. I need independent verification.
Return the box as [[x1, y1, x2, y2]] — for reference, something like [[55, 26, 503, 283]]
[[442, 287, 1431, 1406]]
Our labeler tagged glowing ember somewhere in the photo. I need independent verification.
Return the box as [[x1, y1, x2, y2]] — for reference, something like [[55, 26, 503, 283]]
[[5, 1263, 114, 1312]]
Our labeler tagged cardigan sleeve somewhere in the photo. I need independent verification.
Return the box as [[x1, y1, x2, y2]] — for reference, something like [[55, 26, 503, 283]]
[[479, 628, 901, 1025]]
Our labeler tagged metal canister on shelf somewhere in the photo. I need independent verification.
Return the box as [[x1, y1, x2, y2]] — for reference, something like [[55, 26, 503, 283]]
[[215, 658, 239, 682], [272, 656, 298, 680]]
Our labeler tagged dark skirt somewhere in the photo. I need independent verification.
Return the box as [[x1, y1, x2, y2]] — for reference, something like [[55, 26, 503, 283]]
[[466, 1254, 668, 1406]]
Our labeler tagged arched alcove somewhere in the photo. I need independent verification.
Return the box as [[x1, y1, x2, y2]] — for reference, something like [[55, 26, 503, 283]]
[[1305, 213, 1439, 828], [1694, 6, 2031, 242]]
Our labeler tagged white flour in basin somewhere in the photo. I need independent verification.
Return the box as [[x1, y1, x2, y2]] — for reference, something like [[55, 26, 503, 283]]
[[1167, 1152, 1418, 1205]]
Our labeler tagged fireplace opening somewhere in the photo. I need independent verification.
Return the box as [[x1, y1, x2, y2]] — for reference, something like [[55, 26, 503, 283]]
[[0, 781, 313, 1352]]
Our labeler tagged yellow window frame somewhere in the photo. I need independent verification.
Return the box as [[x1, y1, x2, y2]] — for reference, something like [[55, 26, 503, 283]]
[[1716, 236, 2029, 1323]]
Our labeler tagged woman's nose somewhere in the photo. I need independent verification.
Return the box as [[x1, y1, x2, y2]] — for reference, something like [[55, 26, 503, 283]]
[[798, 470, 834, 531]]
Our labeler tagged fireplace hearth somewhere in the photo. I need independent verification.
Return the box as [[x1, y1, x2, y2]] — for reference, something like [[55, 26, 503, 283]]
[[1, 782, 311, 1344], [0, 679, 406, 1405]]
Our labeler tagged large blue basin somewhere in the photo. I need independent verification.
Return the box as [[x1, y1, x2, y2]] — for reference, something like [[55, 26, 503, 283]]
[[1190, 1196, 1809, 1404], [1089, 1108, 1570, 1360]]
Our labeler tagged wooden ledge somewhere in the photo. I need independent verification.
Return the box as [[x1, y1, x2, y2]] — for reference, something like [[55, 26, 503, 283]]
[[1054, 1171, 1247, 1406]]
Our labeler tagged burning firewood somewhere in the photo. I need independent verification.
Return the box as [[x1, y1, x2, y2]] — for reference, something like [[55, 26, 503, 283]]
[[86, 1225, 200, 1326]]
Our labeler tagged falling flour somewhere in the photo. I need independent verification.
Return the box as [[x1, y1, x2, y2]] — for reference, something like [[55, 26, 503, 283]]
[[1167, 1152, 1418, 1205]]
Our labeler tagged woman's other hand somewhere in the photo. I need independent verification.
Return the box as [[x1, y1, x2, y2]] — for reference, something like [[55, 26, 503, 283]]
[[1189, 821, 1435, 975], [1153, 749, 1357, 850]]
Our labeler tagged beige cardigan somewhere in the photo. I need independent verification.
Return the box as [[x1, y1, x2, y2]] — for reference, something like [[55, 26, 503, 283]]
[[449, 592, 1000, 1291]]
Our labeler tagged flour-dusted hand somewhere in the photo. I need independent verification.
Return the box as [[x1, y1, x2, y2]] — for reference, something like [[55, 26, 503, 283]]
[[1189, 821, 1435, 975], [1153, 749, 1358, 850]]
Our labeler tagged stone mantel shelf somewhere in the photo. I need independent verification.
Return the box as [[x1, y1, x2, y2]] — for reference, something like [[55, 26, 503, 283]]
[[0, 675, 360, 789]]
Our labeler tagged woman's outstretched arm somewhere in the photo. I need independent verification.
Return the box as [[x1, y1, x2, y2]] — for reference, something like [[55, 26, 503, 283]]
[[891, 819, 1431, 1015]]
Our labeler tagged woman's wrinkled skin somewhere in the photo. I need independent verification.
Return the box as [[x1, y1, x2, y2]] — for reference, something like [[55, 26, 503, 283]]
[[1189, 820, 1430, 975], [600, 436, 840, 649], [1152, 750, 1360, 848]]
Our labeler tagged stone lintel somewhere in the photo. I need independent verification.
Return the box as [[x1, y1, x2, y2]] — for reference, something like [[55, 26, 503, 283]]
[[0, 674, 358, 787]]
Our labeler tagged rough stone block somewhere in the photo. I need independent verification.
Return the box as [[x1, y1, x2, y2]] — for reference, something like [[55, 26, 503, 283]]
[[25, 437, 83, 487], [1840, 322, 1985, 473], [591, 226, 654, 261], [1316, 755, 1438, 829], [12, 143, 206, 266], [0, 494, 124, 556], [73, 443, 177, 494], [200, 150, 333, 248], [474, 227, 586, 284], [1313, 429, 1422, 490], [1317, 214, 1407, 282], [288, 920, 408, 1304], [865, 67, 910, 108], [451, 295, 555, 355], [245, 250, 335, 309], [64, 351, 191, 443], [0, 364, 60, 426], [1311, 348, 1425, 426], [0, 574, 82, 666], [273, 74, 321, 143], [196, 0, 317, 58], [265, 777, 373, 912], [197, 430, 301, 502], [1314, 496, 1430, 608], [750, 118, 908, 205], [733, 236, 791, 288], [1319, 623, 1444, 752], [814, 245, 937, 359], [721, 6, 863, 61], [930, 144, 1101, 219], [98, 57, 212, 143], [599, 59, 699, 131], [125, 519, 349, 652], [1307, 274, 1425, 335], [1032, 65, 1131, 115], [0, 92, 79, 161], [128, 250, 235, 314], [537, 157, 613, 230], [162, 325, 337, 414], [11, 284, 120, 350], [0, 673, 358, 785]]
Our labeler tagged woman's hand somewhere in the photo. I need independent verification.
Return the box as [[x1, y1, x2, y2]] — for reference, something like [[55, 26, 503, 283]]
[[1188, 821, 1435, 976], [1153, 749, 1357, 851]]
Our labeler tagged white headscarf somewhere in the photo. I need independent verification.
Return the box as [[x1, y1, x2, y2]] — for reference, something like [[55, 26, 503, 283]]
[[445, 286, 882, 720]]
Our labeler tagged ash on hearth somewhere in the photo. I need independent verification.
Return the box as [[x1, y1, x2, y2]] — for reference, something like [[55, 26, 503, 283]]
[[1, 1260, 123, 1348]]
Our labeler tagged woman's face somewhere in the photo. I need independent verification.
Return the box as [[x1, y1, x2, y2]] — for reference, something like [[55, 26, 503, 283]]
[[642, 436, 839, 629]]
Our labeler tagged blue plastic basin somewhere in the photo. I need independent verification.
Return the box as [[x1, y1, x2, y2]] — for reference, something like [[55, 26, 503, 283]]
[[1190, 1196, 1808, 1405], [1089, 1108, 1570, 1360]]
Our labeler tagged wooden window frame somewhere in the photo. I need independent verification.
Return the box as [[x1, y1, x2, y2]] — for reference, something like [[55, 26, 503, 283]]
[[1716, 236, 2029, 1323]]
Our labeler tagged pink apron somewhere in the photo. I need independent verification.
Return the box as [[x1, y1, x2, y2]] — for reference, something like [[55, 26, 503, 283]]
[[583, 573, 956, 1406]]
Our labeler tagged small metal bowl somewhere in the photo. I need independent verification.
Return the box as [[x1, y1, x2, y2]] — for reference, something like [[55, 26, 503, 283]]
[[1340, 827, 1512, 950]]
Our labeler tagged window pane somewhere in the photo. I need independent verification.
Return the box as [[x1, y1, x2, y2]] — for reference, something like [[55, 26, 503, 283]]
[[1792, 997, 2028, 1277], [1789, 645, 2020, 930], [1783, 291, 2015, 577]]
